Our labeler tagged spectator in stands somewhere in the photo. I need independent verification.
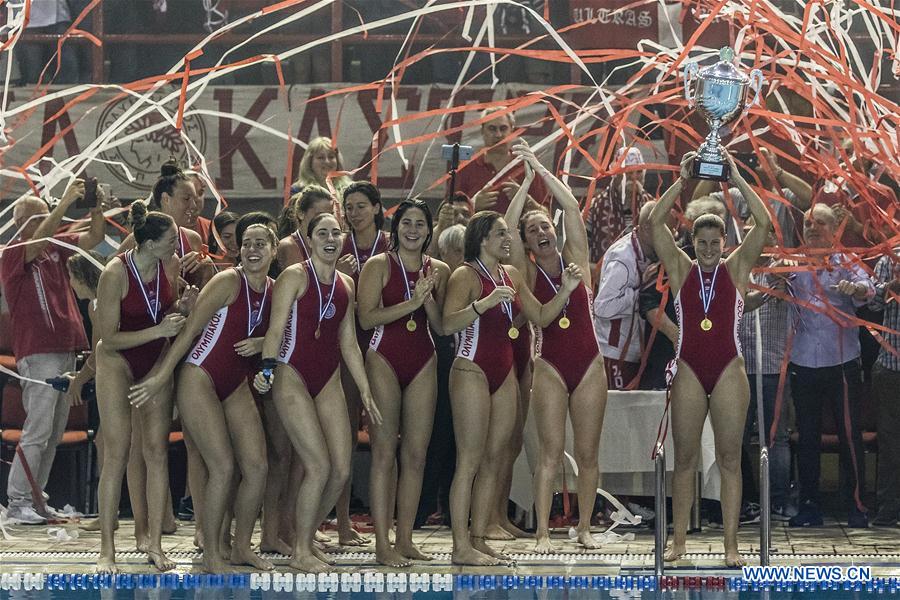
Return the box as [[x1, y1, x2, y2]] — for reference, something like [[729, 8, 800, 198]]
[[290, 137, 353, 196], [585, 146, 653, 266], [692, 148, 810, 248], [16, 0, 79, 84], [430, 192, 472, 259], [738, 219, 794, 521], [207, 211, 239, 268], [456, 106, 549, 213], [868, 249, 900, 526], [593, 201, 657, 390], [0, 181, 105, 524], [788, 204, 874, 528]]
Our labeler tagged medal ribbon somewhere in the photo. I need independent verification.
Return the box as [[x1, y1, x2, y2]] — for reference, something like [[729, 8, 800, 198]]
[[126, 250, 161, 324], [241, 269, 270, 337], [474, 258, 513, 325], [396, 252, 415, 301], [698, 261, 721, 317], [352, 231, 381, 270], [535, 254, 569, 314], [308, 259, 337, 331]]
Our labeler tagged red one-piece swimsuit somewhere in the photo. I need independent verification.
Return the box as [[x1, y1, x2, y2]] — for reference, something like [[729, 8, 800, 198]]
[[368, 253, 435, 389], [119, 250, 174, 381], [533, 256, 600, 394], [185, 269, 273, 400], [455, 262, 521, 394], [277, 260, 350, 398], [673, 260, 744, 395]]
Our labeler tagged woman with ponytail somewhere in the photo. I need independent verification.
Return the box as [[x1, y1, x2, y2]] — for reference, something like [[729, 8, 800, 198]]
[[94, 202, 198, 574]]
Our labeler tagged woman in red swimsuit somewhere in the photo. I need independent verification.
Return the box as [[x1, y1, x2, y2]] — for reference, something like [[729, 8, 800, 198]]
[[94, 202, 197, 574], [119, 161, 211, 548], [253, 213, 382, 573], [336, 181, 388, 546], [128, 224, 278, 573], [648, 151, 771, 567], [506, 143, 607, 552], [443, 210, 584, 566], [269, 184, 335, 552], [358, 200, 451, 566]]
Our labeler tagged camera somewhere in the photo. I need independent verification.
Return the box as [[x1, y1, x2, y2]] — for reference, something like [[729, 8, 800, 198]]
[[441, 144, 474, 162]]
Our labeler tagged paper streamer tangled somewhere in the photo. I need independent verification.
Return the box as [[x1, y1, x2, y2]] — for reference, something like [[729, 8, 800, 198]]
[[0, 0, 897, 347]]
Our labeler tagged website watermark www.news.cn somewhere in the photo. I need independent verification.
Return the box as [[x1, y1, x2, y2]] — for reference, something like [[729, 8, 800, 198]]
[[742, 566, 872, 583]]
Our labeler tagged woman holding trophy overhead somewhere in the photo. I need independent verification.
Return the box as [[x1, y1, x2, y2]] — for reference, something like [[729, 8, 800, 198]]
[[648, 149, 771, 567]]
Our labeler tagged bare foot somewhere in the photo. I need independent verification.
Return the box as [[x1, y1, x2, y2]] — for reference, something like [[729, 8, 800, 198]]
[[395, 542, 433, 561], [135, 534, 150, 553], [576, 528, 601, 550], [376, 546, 412, 567], [162, 515, 178, 535], [314, 530, 331, 544], [312, 545, 335, 565], [95, 554, 117, 575], [193, 530, 204, 550], [338, 528, 370, 546], [484, 523, 515, 541], [725, 550, 745, 567], [147, 549, 175, 572], [288, 554, 330, 573], [81, 518, 117, 532], [533, 536, 556, 554], [472, 536, 512, 562], [200, 554, 231, 574], [664, 542, 686, 562], [260, 538, 292, 556], [451, 546, 499, 566], [499, 520, 530, 539], [231, 547, 274, 571]]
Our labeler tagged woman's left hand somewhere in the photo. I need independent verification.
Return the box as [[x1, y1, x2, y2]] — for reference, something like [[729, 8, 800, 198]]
[[234, 337, 264, 357]]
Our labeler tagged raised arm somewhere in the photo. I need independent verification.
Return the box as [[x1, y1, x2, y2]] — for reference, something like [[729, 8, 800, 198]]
[[77, 187, 107, 251], [509, 263, 582, 328], [513, 142, 591, 278], [724, 153, 773, 292], [25, 180, 85, 263], [760, 147, 811, 211], [503, 160, 535, 274], [648, 153, 694, 292]]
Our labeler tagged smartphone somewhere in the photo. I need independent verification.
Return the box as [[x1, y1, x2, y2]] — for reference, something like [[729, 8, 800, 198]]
[[734, 152, 760, 170], [77, 176, 98, 209], [441, 144, 474, 162]]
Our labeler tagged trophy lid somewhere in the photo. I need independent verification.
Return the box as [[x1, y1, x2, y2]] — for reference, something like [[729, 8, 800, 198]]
[[699, 47, 750, 83]]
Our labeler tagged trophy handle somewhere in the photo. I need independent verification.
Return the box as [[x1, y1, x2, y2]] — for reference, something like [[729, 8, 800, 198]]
[[745, 69, 764, 109], [684, 61, 699, 108]]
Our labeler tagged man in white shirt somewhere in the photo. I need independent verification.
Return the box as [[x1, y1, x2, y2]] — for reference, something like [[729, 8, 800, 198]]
[[593, 201, 657, 389]]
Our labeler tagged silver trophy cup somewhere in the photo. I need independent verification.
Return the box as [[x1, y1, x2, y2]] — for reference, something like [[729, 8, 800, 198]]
[[684, 47, 764, 181]]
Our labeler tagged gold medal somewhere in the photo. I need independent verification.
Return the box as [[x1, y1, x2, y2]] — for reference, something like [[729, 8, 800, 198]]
[[508, 326, 520, 340], [315, 326, 322, 340], [406, 318, 417, 333], [700, 317, 713, 331], [558, 316, 571, 329]]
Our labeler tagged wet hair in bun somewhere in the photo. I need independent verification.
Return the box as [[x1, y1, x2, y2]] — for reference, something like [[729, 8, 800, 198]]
[[130, 201, 175, 246], [151, 158, 190, 209]]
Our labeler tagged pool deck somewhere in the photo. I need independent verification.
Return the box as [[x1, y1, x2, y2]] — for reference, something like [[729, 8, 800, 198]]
[[3, 517, 900, 577]]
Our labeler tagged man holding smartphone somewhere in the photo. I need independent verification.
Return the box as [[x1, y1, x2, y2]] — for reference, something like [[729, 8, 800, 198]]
[[0, 180, 106, 523], [456, 106, 550, 213]]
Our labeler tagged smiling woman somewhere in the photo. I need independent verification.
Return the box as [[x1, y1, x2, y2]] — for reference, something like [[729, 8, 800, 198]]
[[252, 213, 381, 573]]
